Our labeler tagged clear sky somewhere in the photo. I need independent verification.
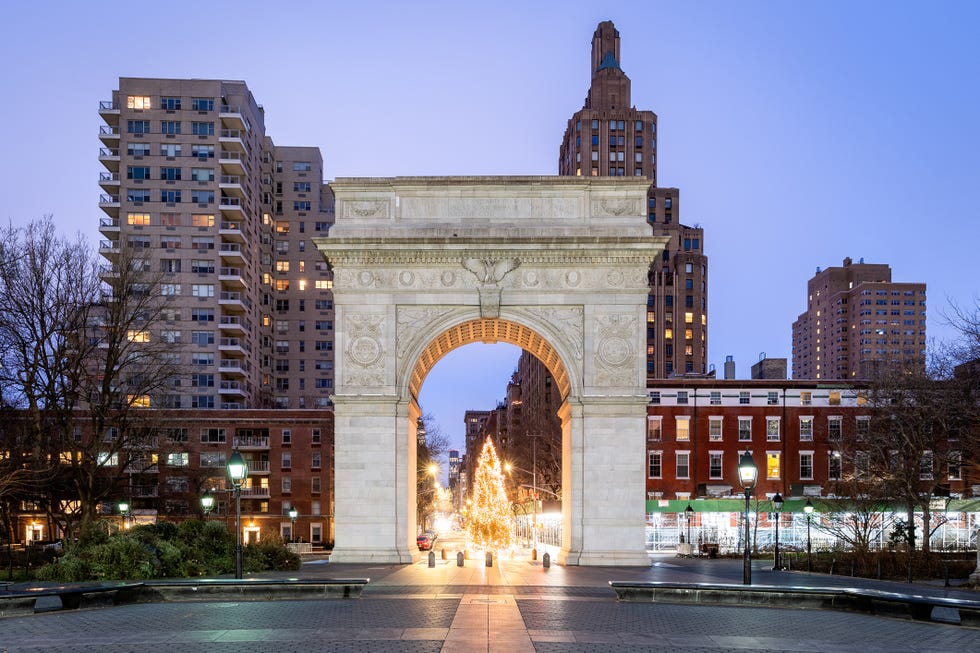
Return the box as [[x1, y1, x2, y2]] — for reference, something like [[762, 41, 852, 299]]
[[2, 1, 978, 465]]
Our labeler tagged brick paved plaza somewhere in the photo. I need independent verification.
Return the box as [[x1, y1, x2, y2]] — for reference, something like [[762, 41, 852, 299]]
[[1, 555, 977, 652]]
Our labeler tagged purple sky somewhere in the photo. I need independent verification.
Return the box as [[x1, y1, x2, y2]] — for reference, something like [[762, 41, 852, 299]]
[[3, 2, 978, 468]]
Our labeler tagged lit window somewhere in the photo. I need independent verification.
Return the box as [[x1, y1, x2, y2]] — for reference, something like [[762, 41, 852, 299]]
[[127, 213, 151, 226], [191, 214, 215, 227], [127, 95, 151, 110], [128, 394, 150, 407], [127, 329, 150, 343], [799, 417, 814, 441], [647, 417, 662, 441], [314, 280, 332, 290], [708, 417, 723, 441], [766, 452, 780, 479], [675, 416, 690, 441], [298, 280, 307, 291]]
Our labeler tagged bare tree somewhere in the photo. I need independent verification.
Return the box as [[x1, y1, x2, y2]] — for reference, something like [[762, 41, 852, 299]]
[[0, 218, 180, 534]]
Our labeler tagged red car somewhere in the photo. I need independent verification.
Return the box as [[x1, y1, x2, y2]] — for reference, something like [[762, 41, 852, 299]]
[[417, 532, 438, 550]]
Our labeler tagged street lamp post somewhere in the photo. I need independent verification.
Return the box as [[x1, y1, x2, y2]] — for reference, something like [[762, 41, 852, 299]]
[[803, 498, 814, 572], [531, 434, 538, 561], [118, 501, 130, 530], [227, 449, 248, 579], [288, 507, 298, 543], [201, 491, 215, 522], [738, 450, 758, 585], [684, 503, 693, 554], [771, 492, 783, 571]]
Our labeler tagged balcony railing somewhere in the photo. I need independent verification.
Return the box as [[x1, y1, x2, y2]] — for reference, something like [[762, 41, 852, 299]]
[[219, 196, 242, 207], [99, 194, 120, 205], [99, 147, 120, 157], [100, 217, 119, 228], [233, 435, 269, 448], [99, 100, 118, 110], [219, 150, 242, 160], [219, 316, 244, 328], [220, 175, 241, 185], [247, 460, 271, 473], [219, 266, 242, 277], [220, 402, 244, 410], [239, 486, 270, 498], [99, 125, 119, 136], [220, 129, 243, 140], [99, 172, 119, 182], [219, 291, 242, 302], [219, 337, 242, 348], [219, 358, 244, 370], [219, 243, 242, 254]]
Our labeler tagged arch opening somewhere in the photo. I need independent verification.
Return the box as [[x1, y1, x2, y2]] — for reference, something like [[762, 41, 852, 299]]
[[409, 318, 571, 403]]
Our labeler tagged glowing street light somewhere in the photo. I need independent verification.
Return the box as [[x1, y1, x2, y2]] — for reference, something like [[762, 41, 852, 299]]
[[201, 491, 215, 521], [227, 449, 248, 579], [288, 507, 299, 543], [738, 450, 758, 585], [118, 501, 130, 530], [684, 503, 694, 554], [803, 498, 815, 572]]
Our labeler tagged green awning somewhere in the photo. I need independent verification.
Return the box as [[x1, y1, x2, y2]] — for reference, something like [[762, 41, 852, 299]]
[[647, 498, 980, 513]]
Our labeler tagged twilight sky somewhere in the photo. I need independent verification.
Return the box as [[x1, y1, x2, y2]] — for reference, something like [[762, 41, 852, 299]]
[[2, 1, 978, 467]]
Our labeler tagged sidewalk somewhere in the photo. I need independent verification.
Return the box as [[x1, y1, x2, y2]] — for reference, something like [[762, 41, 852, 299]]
[[0, 552, 977, 652]]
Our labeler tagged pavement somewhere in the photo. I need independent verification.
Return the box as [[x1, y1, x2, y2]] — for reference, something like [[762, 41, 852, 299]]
[[0, 548, 978, 653]]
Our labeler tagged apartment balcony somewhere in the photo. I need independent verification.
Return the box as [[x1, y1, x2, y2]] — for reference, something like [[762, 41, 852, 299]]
[[233, 435, 269, 449], [131, 486, 159, 498], [218, 243, 245, 264], [99, 238, 120, 257], [219, 379, 248, 396], [239, 486, 270, 499], [219, 401, 245, 410], [219, 336, 246, 355], [219, 266, 246, 288], [219, 358, 247, 376], [246, 460, 270, 474], [219, 195, 243, 216], [98, 171, 120, 192], [219, 290, 245, 312], [98, 124, 120, 146], [99, 147, 120, 172], [219, 129, 246, 152], [99, 216, 120, 235], [219, 105, 246, 131], [219, 315, 247, 334], [219, 174, 244, 198], [219, 150, 245, 176], [219, 220, 245, 243], [98, 194, 120, 218], [98, 100, 120, 124]]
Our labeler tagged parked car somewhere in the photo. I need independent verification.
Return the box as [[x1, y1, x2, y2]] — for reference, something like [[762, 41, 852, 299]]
[[417, 531, 438, 551]]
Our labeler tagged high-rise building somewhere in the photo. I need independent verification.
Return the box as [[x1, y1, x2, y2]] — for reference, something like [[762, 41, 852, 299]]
[[559, 21, 708, 379], [792, 257, 927, 379], [98, 78, 335, 411]]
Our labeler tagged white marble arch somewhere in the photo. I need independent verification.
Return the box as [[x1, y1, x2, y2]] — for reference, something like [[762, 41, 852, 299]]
[[316, 176, 667, 566]]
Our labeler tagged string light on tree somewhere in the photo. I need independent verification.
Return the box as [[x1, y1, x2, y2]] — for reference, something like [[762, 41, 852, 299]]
[[466, 437, 514, 553]]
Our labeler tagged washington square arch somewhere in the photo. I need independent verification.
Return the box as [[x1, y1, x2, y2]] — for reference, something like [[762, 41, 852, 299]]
[[315, 176, 667, 566]]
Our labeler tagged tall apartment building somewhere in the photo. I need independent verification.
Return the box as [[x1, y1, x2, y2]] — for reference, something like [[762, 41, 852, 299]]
[[791, 257, 926, 380], [559, 21, 708, 379], [98, 78, 335, 410], [93, 78, 336, 542]]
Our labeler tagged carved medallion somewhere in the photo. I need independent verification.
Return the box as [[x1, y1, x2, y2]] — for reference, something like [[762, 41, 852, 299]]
[[345, 314, 385, 386], [594, 314, 637, 386]]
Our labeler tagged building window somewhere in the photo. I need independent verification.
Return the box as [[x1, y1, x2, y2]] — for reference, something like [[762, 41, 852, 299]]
[[766, 417, 780, 441], [855, 417, 870, 440], [127, 120, 150, 134], [675, 416, 690, 441], [708, 417, 723, 441], [739, 391, 750, 405], [828, 452, 842, 480], [766, 452, 780, 479], [677, 391, 688, 405], [191, 167, 214, 182], [949, 451, 961, 480], [829, 391, 841, 406], [167, 452, 189, 467], [919, 451, 933, 480], [647, 417, 662, 441], [200, 428, 226, 443], [800, 452, 814, 480], [282, 452, 292, 470], [767, 391, 779, 406], [828, 416, 842, 440], [191, 284, 214, 297], [200, 452, 227, 468], [675, 452, 690, 479], [738, 418, 752, 441], [312, 452, 321, 469], [854, 451, 870, 479], [800, 392, 812, 406], [161, 97, 180, 110], [282, 429, 291, 444], [127, 95, 151, 109], [799, 417, 814, 441], [191, 97, 214, 111], [708, 452, 723, 479], [161, 120, 181, 135], [709, 391, 721, 405]]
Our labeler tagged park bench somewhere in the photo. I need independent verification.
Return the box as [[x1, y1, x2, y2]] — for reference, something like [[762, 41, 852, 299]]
[[609, 581, 980, 628]]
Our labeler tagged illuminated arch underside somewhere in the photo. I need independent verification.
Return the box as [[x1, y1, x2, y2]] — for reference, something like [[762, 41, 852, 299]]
[[409, 318, 570, 402]]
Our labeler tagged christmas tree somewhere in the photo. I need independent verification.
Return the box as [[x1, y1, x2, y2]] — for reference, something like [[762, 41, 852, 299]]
[[466, 437, 514, 552]]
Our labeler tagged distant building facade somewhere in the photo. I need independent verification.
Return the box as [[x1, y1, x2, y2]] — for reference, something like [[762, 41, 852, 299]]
[[559, 21, 708, 379], [792, 257, 926, 379]]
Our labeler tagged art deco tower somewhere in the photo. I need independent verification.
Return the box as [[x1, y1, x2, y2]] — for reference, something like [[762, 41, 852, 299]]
[[559, 22, 708, 379]]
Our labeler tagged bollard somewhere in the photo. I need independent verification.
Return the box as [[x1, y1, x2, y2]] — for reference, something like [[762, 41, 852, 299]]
[[457, 551, 464, 567], [428, 551, 435, 568], [542, 552, 551, 568], [486, 551, 493, 567], [532, 548, 537, 561], [441, 548, 447, 560]]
